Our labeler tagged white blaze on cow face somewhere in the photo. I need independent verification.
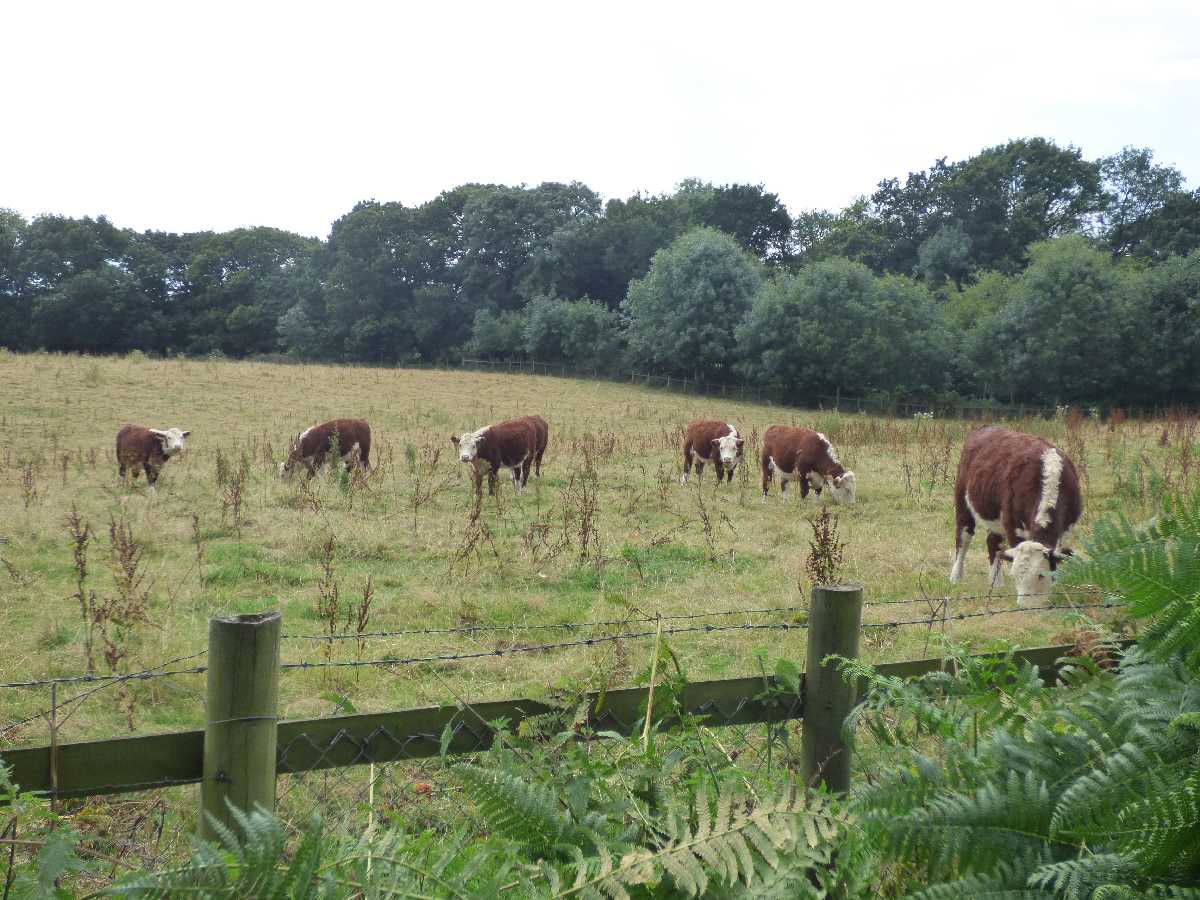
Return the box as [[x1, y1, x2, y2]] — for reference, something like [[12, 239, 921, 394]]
[[1004, 540, 1053, 605], [150, 428, 190, 457], [452, 429, 487, 464], [712, 426, 743, 468], [829, 471, 856, 505]]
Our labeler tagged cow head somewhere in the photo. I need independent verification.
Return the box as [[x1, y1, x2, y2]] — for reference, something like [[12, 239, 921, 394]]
[[278, 431, 304, 479], [829, 470, 857, 505], [451, 429, 487, 465], [150, 428, 190, 457], [1000, 542, 1074, 604], [711, 434, 745, 469]]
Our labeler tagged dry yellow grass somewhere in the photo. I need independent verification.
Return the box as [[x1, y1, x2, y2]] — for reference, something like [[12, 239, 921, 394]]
[[1, 351, 1181, 750]]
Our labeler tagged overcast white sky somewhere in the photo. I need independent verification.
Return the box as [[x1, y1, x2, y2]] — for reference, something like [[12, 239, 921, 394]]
[[3, 0, 1198, 238]]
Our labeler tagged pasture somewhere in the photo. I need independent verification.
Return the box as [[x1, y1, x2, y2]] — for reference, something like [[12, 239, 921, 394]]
[[0, 351, 1181, 749]]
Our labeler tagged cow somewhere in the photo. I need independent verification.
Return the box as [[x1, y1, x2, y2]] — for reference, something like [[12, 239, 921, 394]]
[[949, 426, 1082, 604], [680, 420, 744, 484], [279, 418, 371, 479], [116, 425, 190, 489], [514, 415, 549, 477], [451, 417, 539, 496], [760, 426, 856, 504]]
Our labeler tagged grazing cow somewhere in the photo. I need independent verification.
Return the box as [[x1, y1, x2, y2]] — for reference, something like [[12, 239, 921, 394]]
[[514, 415, 549, 477], [117, 425, 190, 488], [760, 426, 856, 504], [680, 420, 744, 484], [279, 418, 371, 479], [451, 417, 539, 495], [950, 426, 1082, 604]]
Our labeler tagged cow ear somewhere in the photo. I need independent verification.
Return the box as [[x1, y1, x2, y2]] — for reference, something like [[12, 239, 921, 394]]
[[736, 439, 745, 449], [1000, 550, 1014, 563], [1058, 547, 1075, 557], [450, 435, 459, 445], [182, 431, 191, 438]]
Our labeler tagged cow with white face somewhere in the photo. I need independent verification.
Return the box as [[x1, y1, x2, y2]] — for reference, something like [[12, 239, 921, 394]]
[[950, 426, 1082, 604], [116, 424, 191, 489], [681, 420, 744, 484], [451, 417, 540, 497], [760, 426, 856, 504]]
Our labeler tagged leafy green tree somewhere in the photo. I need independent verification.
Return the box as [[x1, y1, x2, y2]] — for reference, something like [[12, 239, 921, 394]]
[[944, 138, 1103, 273], [522, 296, 623, 368], [917, 222, 972, 288], [1126, 250, 1200, 404], [676, 180, 794, 261], [735, 258, 949, 396], [30, 268, 162, 353], [1097, 146, 1188, 257], [623, 227, 761, 378], [0, 209, 30, 348], [469, 307, 527, 357], [986, 235, 1132, 403]]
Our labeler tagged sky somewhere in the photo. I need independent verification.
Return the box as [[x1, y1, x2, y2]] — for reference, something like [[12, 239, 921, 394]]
[[3, 0, 1198, 239]]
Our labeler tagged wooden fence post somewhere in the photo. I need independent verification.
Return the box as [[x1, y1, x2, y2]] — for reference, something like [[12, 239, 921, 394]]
[[199, 611, 281, 843], [802, 584, 862, 794]]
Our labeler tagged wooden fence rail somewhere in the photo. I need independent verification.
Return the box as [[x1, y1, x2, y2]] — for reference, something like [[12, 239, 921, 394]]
[[1, 581, 1123, 843]]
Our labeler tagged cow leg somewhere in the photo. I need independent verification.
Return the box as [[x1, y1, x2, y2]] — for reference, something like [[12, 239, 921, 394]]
[[694, 460, 704, 482], [146, 464, 160, 492], [520, 459, 531, 490], [950, 504, 974, 582], [799, 475, 810, 499], [488, 468, 499, 497], [681, 445, 692, 485], [987, 533, 1005, 586], [760, 457, 772, 501], [713, 460, 724, 484]]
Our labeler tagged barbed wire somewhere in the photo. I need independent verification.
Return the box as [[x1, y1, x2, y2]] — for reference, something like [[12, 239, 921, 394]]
[[864, 588, 1104, 607], [280, 620, 811, 673], [280, 600, 1122, 673], [0, 650, 209, 737], [281, 604, 807, 642], [0, 651, 208, 691], [860, 601, 1125, 629], [279, 589, 1108, 643]]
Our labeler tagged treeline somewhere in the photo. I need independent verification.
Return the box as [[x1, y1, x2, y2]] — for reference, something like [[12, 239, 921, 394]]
[[2, 139, 1198, 406]]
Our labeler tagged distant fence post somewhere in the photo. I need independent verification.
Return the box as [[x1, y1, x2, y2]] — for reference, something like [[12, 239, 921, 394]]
[[199, 612, 281, 843], [802, 584, 863, 794]]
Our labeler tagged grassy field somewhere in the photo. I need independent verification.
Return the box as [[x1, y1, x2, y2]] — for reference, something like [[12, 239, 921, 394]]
[[0, 351, 1185, 751]]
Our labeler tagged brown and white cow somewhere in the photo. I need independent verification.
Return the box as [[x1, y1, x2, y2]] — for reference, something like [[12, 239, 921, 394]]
[[279, 418, 371, 479], [451, 417, 540, 496], [680, 420, 744, 484], [513, 415, 549, 477], [950, 426, 1081, 604], [117, 424, 190, 488], [760, 426, 856, 504]]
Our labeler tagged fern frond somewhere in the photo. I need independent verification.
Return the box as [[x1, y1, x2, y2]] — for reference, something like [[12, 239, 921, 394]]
[[457, 762, 599, 860], [554, 788, 841, 899]]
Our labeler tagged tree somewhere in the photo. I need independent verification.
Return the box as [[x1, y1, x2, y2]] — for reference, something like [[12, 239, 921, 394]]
[[1097, 146, 1187, 257], [944, 138, 1103, 273], [623, 228, 761, 378], [917, 222, 972, 289], [522, 296, 623, 368], [1124, 250, 1200, 404], [469, 307, 527, 358], [986, 236, 1132, 403], [735, 258, 949, 397], [0, 209, 30, 348], [677, 180, 794, 262]]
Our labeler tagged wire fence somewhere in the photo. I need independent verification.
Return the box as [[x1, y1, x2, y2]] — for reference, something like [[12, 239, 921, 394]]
[[0, 589, 1128, 848]]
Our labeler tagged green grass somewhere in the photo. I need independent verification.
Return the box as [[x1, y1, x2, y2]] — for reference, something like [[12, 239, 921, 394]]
[[0, 352, 1184, 748]]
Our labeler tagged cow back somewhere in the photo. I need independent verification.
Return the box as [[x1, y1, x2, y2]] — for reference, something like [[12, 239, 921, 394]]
[[482, 419, 538, 468], [761, 425, 842, 476]]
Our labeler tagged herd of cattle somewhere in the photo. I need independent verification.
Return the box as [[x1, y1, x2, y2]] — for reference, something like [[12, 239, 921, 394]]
[[114, 412, 1082, 604]]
